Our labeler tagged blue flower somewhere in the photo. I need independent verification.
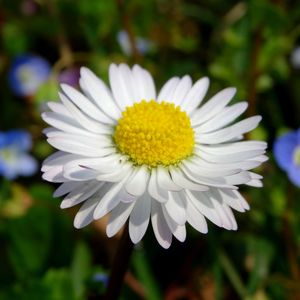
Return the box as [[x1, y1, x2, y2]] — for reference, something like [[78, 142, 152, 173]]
[[274, 129, 300, 187], [92, 272, 108, 286], [0, 130, 38, 180], [8, 55, 51, 97], [117, 30, 152, 56]]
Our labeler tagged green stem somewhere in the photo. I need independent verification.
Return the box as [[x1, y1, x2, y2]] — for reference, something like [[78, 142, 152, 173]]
[[218, 249, 247, 299]]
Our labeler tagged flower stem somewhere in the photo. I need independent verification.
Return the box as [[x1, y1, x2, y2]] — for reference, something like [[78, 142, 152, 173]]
[[104, 223, 134, 300], [218, 249, 247, 299]]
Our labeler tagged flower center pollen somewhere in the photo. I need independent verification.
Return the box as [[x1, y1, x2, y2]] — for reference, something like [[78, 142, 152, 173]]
[[114, 100, 195, 167], [293, 146, 300, 166]]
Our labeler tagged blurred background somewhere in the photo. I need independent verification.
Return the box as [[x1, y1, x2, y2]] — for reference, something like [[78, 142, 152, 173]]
[[0, 0, 300, 299]]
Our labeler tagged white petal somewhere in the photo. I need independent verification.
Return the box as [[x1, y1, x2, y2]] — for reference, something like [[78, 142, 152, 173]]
[[142, 68, 156, 100], [47, 101, 72, 117], [106, 202, 135, 237], [163, 191, 186, 225], [61, 84, 114, 124], [120, 63, 140, 103], [132, 65, 156, 101], [63, 161, 100, 181], [186, 190, 222, 227], [195, 147, 265, 164], [171, 75, 192, 105], [181, 165, 237, 189], [120, 191, 137, 203], [61, 155, 120, 173], [224, 171, 251, 185], [222, 204, 238, 230], [46, 132, 112, 149], [74, 196, 99, 228], [248, 172, 263, 180], [156, 166, 182, 191], [92, 183, 122, 219], [169, 167, 210, 191], [60, 181, 104, 208], [181, 77, 209, 114], [225, 189, 250, 210], [246, 179, 263, 187], [53, 181, 84, 197], [208, 189, 242, 230], [80, 67, 121, 120], [195, 141, 267, 154], [195, 102, 248, 133], [129, 192, 151, 243], [185, 198, 208, 233], [162, 206, 186, 242], [209, 197, 233, 230], [42, 166, 65, 182], [42, 151, 75, 172], [93, 173, 132, 219], [157, 77, 180, 103], [42, 156, 64, 180], [210, 188, 245, 212], [197, 116, 262, 144], [47, 137, 115, 157], [42, 112, 98, 137], [148, 169, 169, 202], [183, 159, 241, 178], [96, 162, 133, 182], [191, 87, 236, 126], [190, 156, 263, 172], [125, 166, 150, 196], [210, 194, 238, 230], [249, 155, 268, 162], [43, 127, 57, 136], [151, 201, 172, 249], [59, 92, 113, 134], [109, 64, 134, 110]]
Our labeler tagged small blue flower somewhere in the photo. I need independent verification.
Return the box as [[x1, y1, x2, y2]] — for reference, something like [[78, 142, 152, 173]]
[[8, 55, 51, 97], [92, 272, 108, 286], [0, 130, 38, 180], [274, 129, 300, 187], [117, 30, 152, 56]]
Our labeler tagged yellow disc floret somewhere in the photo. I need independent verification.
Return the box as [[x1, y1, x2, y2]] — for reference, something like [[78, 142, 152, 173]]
[[113, 100, 195, 167]]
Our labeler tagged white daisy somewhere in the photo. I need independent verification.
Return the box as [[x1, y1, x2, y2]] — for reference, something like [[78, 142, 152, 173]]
[[41, 63, 267, 249]]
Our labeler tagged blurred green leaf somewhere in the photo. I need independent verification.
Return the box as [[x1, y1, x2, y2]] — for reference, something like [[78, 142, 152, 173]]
[[246, 237, 274, 295], [43, 269, 75, 300], [2, 22, 29, 55], [71, 241, 92, 300], [132, 245, 162, 300], [7, 206, 52, 278]]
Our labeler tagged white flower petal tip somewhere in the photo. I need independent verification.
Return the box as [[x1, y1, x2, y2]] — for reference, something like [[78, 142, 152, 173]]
[[41, 63, 267, 248]]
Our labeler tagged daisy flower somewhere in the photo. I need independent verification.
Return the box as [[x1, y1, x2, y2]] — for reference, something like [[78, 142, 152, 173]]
[[41, 63, 267, 248]]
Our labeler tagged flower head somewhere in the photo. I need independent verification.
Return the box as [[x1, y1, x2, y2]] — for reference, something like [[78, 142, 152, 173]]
[[8, 55, 51, 97], [0, 130, 38, 180], [42, 63, 267, 248], [274, 129, 300, 187]]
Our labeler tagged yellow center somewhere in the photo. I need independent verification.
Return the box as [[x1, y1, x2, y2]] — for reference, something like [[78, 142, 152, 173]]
[[113, 100, 195, 167]]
